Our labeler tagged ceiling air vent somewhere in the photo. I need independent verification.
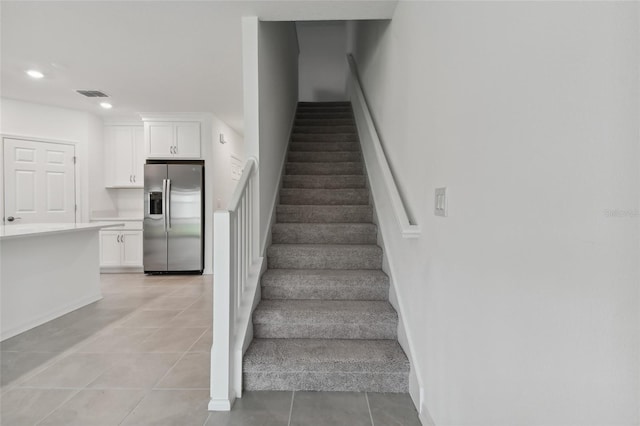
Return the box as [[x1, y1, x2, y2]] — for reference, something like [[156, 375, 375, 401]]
[[76, 90, 109, 98]]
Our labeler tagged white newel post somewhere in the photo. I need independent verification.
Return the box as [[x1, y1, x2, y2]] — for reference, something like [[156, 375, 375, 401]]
[[209, 210, 236, 410]]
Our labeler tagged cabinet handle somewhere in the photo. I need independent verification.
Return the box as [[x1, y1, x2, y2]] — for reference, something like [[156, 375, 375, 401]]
[[116, 235, 120, 243], [133, 175, 136, 183], [174, 145, 178, 154], [120, 234, 124, 243]]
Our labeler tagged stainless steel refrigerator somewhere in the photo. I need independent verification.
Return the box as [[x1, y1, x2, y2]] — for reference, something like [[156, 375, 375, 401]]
[[144, 161, 204, 274]]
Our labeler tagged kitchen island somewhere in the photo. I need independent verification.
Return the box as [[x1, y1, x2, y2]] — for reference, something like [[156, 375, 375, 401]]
[[0, 222, 122, 340]]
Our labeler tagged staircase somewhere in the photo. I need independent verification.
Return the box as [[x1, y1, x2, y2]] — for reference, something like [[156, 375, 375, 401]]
[[243, 101, 409, 392]]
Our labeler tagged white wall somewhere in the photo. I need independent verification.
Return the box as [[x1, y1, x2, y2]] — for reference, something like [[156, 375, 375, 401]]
[[0, 98, 114, 222], [350, 2, 639, 425], [297, 21, 348, 102], [243, 19, 298, 251]]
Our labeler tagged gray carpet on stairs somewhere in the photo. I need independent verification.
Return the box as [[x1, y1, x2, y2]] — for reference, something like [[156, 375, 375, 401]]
[[243, 101, 410, 393]]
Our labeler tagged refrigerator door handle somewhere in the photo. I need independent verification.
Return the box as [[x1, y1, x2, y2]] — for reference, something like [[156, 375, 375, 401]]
[[166, 179, 172, 230], [162, 178, 168, 232]]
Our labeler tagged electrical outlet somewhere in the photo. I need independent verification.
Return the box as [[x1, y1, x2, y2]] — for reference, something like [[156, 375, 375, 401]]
[[435, 187, 447, 217]]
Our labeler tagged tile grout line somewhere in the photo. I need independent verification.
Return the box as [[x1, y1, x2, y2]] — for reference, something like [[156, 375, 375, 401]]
[[287, 390, 295, 426], [2, 274, 213, 425], [117, 387, 148, 426], [118, 285, 211, 425], [365, 392, 375, 426], [33, 387, 84, 426], [202, 412, 212, 426], [149, 326, 210, 391]]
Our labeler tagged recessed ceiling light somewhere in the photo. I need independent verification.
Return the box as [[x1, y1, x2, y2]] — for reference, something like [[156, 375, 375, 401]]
[[26, 70, 44, 79], [100, 102, 113, 109]]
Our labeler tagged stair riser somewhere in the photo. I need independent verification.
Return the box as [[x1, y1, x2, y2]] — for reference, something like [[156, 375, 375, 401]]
[[297, 106, 352, 112], [292, 134, 357, 142], [253, 322, 396, 339], [299, 101, 350, 105], [267, 246, 382, 270], [295, 119, 354, 126], [261, 284, 388, 301], [286, 162, 363, 175], [272, 224, 376, 244], [282, 175, 365, 189], [280, 189, 368, 205], [276, 205, 373, 223], [296, 113, 353, 120], [243, 372, 409, 393], [288, 152, 361, 163], [289, 142, 360, 152], [294, 126, 356, 134]]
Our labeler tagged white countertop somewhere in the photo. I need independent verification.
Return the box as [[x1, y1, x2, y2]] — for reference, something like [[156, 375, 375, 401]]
[[0, 222, 124, 241], [90, 210, 143, 222], [91, 215, 143, 221]]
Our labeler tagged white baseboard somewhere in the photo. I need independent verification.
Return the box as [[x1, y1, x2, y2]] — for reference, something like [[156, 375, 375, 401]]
[[259, 106, 298, 254], [100, 266, 143, 273], [1, 293, 102, 341], [420, 402, 436, 426], [208, 398, 234, 411]]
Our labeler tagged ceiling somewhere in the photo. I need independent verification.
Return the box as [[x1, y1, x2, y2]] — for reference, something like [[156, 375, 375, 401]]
[[1, 1, 397, 135]]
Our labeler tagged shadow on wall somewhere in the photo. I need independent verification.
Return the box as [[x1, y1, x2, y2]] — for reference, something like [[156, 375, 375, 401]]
[[348, 20, 391, 73], [312, 89, 348, 102]]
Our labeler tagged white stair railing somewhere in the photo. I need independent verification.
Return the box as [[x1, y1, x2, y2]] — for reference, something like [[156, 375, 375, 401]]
[[209, 157, 260, 411]]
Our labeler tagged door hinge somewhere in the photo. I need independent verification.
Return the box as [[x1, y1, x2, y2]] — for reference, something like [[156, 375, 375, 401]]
[[73, 156, 77, 164]]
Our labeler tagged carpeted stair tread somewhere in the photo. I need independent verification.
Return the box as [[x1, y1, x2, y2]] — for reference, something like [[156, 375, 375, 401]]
[[261, 269, 389, 300], [280, 188, 368, 205], [276, 205, 373, 223], [282, 175, 366, 189], [243, 338, 409, 392], [298, 101, 351, 107], [244, 101, 408, 393], [288, 151, 361, 163], [289, 142, 360, 152], [253, 300, 397, 339], [272, 223, 376, 244], [267, 244, 382, 270], [295, 118, 354, 126], [296, 113, 354, 120], [292, 133, 358, 142], [293, 125, 357, 134], [286, 162, 363, 175]]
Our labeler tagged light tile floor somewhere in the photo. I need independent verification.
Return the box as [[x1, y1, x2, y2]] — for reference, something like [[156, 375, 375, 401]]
[[0, 274, 420, 425]]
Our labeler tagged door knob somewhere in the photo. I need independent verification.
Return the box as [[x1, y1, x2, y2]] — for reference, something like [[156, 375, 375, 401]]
[[7, 216, 21, 222]]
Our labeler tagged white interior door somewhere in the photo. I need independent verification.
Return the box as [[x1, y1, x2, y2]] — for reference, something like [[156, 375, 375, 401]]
[[3, 138, 76, 224]]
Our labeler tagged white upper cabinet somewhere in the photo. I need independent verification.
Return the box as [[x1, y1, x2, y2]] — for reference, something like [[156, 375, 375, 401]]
[[144, 121, 201, 159], [104, 125, 144, 188]]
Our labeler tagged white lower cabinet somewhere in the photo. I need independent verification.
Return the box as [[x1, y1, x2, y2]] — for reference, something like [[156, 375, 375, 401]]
[[100, 229, 143, 270], [121, 231, 143, 266]]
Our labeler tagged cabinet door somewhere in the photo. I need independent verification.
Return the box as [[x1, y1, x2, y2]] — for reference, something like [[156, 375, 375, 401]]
[[100, 230, 122, 267], [146, 122, 174, 158], [105, 127, 135, 187], [132, 127, 145, 186], [175, 122, 201, 158], [121, 231, 143, 267]]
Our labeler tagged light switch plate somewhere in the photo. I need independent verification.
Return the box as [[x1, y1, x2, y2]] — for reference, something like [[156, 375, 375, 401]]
[[435, 187, 447, 217]]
